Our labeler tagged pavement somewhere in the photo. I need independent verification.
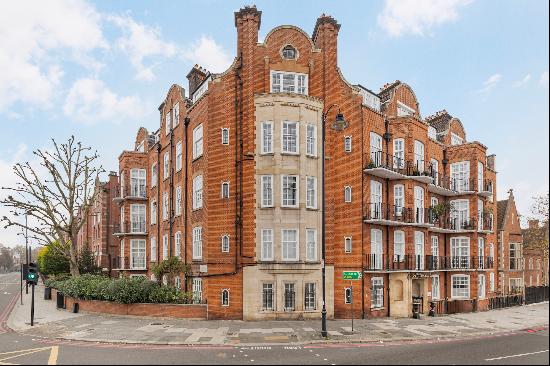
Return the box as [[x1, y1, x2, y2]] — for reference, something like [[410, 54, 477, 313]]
[[1, 273, 549, 365], [8, 283, 550, 346]]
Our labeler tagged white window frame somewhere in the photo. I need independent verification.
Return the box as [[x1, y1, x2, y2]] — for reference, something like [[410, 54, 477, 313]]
[[428, 126, 437, 140], [281, 175, 299, 208], [281, 121, 299, 154], [344, 236, 352, 254], [451, 237, 470, 268], [175, 231, 181, 258], [221, 289, 230, 307], [397, 101, 415, 117], [281, 229, 299, 261], [431, 236, 439, 257], [151, 163, 157, 187], [261, 175, 274, 208], [451, 132, 463, 146], [162, 192, 168, 221], [371, 229, 383, 270], [394, 184, 404, 216], [371, 277, 384, 308], [306, 176, 317, 209], [261, 229, 274, 261], [130, 204, 146, 233], [163, 152, 170, 180], [162, 234, 168, 260], [270, 70, 308, 95], [451, 199, 470, 229], [478, 274, 486, 299], [306, 124, 317, 157], [370, 132, 383, 166], [150, 201, 157, 225], [192, 278, 202, 303], [414, 231, 425, 270], [451, 161, 470, 192], [394, 230, 405, 261], [193, 175, 203, 210], [306, 229, 317, 261], [414, 186, 425, 224], [130, 168, 146, 198], [414, 140, 425, 173], [221, 181, 230, 199], [370, 180, 383, 219], [175, 186, 182, 216], [261, 121, 273, 154], [130, 239, 146, 270], [221, 128, 229, 145], [165, 110, 171, 135], [221, 235, 230, 253], [173, 102, 179, 126], [344, 186, 352, 203], [150, 237, 157, 262], [489, 272, 495, 292], [393, 138, 405, 169], [431, 275, 440, 300], [193, 124, 204, 160], [175, 141, 182, 172], [344, 136, 352, 153], [192, 226, 203, 260], [452, 274, 470, 299], [477, 161, 484, 192]]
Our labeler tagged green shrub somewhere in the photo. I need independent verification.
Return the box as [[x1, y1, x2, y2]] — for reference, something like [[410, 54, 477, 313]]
[[43, 274, 192, 304]]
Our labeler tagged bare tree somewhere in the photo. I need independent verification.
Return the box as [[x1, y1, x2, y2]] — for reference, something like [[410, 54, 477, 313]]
[[1, 136, 103, 276]]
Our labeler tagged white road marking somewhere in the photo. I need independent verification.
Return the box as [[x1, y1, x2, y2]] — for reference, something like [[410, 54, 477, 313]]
[[485, 349, 549, 361]]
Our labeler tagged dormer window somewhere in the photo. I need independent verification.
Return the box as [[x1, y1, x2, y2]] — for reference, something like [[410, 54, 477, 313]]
[[282, 45, 297, 60]]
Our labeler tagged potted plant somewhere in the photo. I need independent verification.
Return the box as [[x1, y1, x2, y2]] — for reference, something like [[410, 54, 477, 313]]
[[366, 159, 377, 169]]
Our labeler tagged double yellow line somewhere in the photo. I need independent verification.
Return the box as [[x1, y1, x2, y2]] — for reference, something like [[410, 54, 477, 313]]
[[0, 345, 58, 365]]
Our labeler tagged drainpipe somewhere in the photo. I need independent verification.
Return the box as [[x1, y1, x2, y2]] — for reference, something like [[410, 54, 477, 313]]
[[156, 143, 161, 271], [169, 111, 174, 258], [442, 152, 449, 298], [383, 117, 392, 317], [199, 55, 243, 279], [361, 105, 365, 319], [183, 117, 190, 292]]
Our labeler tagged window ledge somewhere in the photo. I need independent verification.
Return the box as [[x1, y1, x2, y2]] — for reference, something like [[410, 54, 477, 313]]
[[192, 155, 203, 162], [370, 306, 385, 310]]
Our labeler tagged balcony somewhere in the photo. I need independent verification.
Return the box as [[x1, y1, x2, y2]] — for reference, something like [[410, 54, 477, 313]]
[[428, 175, 460, 197], [364, 203, 433, 228], [509, 258, 524, 271], [429, 215, 477, 233], [478, 213, 494, 234], [478, 179, 494, 197], [363, 152, 434, 184], [111, 256, 147, 271], [113, 185, 147, 203], [113, 222, 147, 237], [364, 255, 494, 272]]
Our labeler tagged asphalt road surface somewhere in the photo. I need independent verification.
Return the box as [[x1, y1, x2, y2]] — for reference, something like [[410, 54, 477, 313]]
[[0, 272, 548, 365]]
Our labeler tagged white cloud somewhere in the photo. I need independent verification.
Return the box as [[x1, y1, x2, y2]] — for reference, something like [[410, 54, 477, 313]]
[[0, 144, 29, 247], [0, 0, 107, 111], [378, 0, 473, 37], [182, 36, 233, 73], [63, 78, 146, 124], [108, 14, 177, 81], [513, 74, 531, 88], [477, 73, 502, 94], [540, 71, 549, 87]]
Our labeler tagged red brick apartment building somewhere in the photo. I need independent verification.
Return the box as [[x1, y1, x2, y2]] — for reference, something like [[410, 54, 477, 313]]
[[496, 190, 525, 295], [523, 220, 549, 288], [76, 173, 120, 272], [96, 6, 503, 320]]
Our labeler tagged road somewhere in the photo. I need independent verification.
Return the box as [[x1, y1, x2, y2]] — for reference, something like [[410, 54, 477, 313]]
[[0, 272, 548, 365]]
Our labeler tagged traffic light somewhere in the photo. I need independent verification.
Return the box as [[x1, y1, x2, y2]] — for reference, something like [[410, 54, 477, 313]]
[[27, 262, 38, 285]]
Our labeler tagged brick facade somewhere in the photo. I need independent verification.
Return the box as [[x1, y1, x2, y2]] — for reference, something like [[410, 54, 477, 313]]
[[100, 6, 506, 320]]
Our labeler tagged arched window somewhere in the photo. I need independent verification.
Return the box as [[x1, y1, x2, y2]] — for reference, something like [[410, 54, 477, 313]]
[[221, 235, 230, 253], [344, 186, 352, 203], [221, 289, 230, 306], [282, 45, 297, 59]]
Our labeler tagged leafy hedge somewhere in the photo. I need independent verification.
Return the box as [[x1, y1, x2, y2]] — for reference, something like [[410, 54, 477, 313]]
[[44, 274, 194, 304]]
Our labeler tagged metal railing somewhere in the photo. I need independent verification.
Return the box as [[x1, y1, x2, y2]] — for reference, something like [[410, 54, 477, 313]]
[[429, 215, 477, 231], [114, 185, 147, 199], [365, 203, 433, 225], [478, 213, 494, 232], [364, 151, 435, 177], [113, 221, 147, 235], [365, 254, 494, 271]]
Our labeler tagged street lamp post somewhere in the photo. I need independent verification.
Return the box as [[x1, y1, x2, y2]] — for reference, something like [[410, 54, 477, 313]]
[[321, 104, 348, 338]]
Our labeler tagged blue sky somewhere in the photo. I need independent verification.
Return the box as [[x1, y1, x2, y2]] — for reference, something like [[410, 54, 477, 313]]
[[0, 0, 548, 246]]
